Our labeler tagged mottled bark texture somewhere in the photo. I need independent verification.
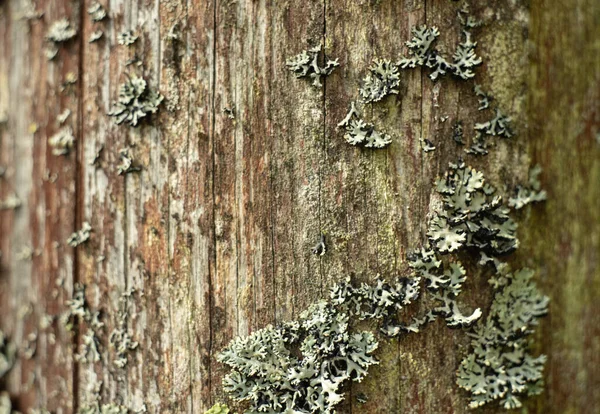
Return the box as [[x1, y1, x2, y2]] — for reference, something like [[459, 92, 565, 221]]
[[0, 0, 598, 413]]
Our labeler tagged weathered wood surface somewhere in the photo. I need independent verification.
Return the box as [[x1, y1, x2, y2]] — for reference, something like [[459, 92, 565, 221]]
[[0, 0, 598, 413]]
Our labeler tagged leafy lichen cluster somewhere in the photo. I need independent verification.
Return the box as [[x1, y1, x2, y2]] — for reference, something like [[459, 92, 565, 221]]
[[428, 159, 518, 257], [285, 45, 339, 88], [508, 165, 547, 210], [398, 25, 482, 81], [219, 156, 548, 412], [63, 284, 104, 364], [108, 75, 163, 127], [218, 299, 379, 413], [337, 103, 392, 149], [45, 19, 77, 60], [117, 148, 141, 175], [457, 268, 548, 409], [359, 59, 400, 103]]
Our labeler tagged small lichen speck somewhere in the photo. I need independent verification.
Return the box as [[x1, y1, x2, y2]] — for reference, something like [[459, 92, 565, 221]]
[[45, 19, 76, 60], [67, 222, 92, 247], [311, 233, 326, 256], [87, 2, 107, 22], [286, 44, 339, 88], [204, 403, 229, 414], [89, 30, 104, 43], [108, 75, 163, 127], [117, 148, 141, 175], [508, 165, 547, 209], [338, 103, 392, 149], [118, 30, 138, 46], [48, 127, 75, 155]]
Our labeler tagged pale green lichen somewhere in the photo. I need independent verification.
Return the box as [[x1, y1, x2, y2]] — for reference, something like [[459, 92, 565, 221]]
[[108, 75, 163, 127], [286, 45, 339, 88], [87, 2, 107, 22], [67, 222, 92, 247], [457, 268, 548, 409], [117, 30, 138, 46], [508, 165, 547, 210], [45, 19, 77, 60], [338, 103, 392, 149], [117, 148, 141, 175], [63, 284, 104, 364], [0, 330, 15, 379], [429, 160, 518, 257], [359, 59, 400, 103], [48, 127, 75, 156], [204, 403, 229, 414], [398, 24, 482, 81], [219, 299, 379, 413]]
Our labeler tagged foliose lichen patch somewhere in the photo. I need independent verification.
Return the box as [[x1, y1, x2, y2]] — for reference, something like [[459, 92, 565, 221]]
[[108, 75, 163, 127], [286, 45, 339, 88]]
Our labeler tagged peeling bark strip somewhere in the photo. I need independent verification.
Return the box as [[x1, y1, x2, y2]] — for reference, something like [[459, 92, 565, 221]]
[[0, 1, 598, 413]]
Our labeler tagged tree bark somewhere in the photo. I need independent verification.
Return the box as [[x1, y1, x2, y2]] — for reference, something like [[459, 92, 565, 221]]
[[0, 0, 598, 413]]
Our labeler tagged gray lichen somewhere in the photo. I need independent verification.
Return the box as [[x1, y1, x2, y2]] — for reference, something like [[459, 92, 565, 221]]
[[89, 30, 104, 43], [457, 268, 549, 409], [508, 165, 547, 210], [429, 159, 518, 257], [398, 24, 481, 81], [359, 59, 400, 103], [219, 298, 379, 413], [453, 120, 465, 145], [117, 30, 138, 46], [45, 19, 77, 60], [204, 403, 229, 414], [286, 45, 339, 88], [67, 222, 92, 247], [87, 2, 107, 22], [474, 84, 491, 110], [407, 250, 481, 328], [108, 75, 163, 127], [109, 290, 138, 368], [63, 284, 104, 364], [219, 272, 426, 413], [421, 138, 436, 153], [48, 127, 75, 156], [117, 148, 141, 175], [311, 233, 326, 256], [338, 103, 392, 149], [474, 109, 513, 139], [46, 19, 76, 42], [0, 330, 16, 379]]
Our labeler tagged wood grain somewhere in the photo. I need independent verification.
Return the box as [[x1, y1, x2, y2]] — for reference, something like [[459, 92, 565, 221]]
[[0, 0, 598, 413]]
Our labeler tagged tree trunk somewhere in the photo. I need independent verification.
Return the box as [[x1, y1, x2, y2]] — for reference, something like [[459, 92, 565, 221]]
[[0, 0, 598, 413]]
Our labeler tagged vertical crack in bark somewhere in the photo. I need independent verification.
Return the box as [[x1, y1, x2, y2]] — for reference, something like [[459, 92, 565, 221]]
[[319, 0, 327, 292], [182, 1, 194, 409], [208, 0, 218, 404], [72, 0, 87, 410], [268, 3, 277, 326]]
